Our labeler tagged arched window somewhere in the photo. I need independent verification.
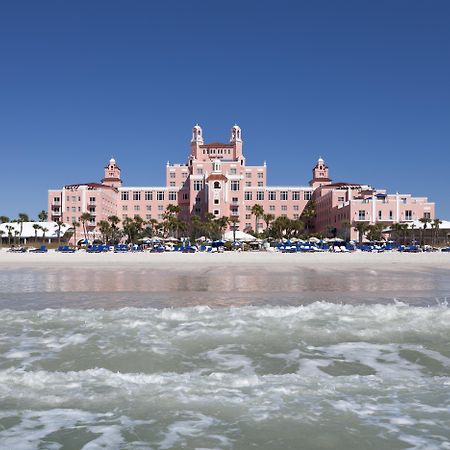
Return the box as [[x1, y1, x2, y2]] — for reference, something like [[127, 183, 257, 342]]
[[214, 181, 221, 189]]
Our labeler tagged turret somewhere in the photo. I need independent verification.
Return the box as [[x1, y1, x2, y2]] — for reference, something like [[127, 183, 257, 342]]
[[310, 157, 331, 189], [102, 157, 122, 188], [230, 124, 243, 159]]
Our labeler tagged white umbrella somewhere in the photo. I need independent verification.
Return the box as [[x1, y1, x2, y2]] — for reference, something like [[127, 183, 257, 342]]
[[164, 236, 179, 242], [308, 237, 320, 243]]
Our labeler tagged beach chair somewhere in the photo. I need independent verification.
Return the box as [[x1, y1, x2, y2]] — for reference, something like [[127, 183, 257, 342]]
[[30, 245, 48, 253]]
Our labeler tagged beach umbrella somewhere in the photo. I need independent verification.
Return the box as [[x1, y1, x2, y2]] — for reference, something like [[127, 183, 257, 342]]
[[164, 236, 179, 242], [308, 237, 320, 243]]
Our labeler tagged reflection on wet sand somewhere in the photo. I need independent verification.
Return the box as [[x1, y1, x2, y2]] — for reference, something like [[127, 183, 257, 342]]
[[1, 266, 449, 309]]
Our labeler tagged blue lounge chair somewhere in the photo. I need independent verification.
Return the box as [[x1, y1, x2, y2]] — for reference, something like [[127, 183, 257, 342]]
[[30, 245, 48, 253]]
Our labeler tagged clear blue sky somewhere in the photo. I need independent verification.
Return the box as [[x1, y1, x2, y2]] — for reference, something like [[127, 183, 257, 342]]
[[1, 0, 449, 219]]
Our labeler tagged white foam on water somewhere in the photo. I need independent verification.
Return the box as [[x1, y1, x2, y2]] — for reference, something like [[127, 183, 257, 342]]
[[0, 303, 449, 449]]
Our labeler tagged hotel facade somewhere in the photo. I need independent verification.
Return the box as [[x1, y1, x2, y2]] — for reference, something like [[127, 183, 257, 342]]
[[48, 124, 435, 241]]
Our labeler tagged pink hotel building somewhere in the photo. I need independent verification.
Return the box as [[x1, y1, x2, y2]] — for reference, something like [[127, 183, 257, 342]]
[[48, 124, 435, 241]]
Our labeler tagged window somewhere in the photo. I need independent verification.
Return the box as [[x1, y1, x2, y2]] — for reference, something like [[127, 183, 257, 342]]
[[146, 205, 152, 211], [246, 214, 251, 219], [268, 191, 276, 201], [89, 197, 96, 203], [66, 207, 69, 212], [214, 181, 221, 189], [169, 192, 177, 201], [246, 182, 251, 187], [182, 172, 188, 178], [121, 192, 129, 201], [134, 205, 140, 211], [405, 210, 412, 220], [214, 210, 219, 215], [122, 205, 128, 211], [256, 191, 264, 201], [146, 214, 152, 220], [378, 210, 382, 220], [145, 191, 152, 201], [244, 192, 252, 201], [280, 191, 288, 201], [423, 212, 431, 219], [170, 172, 175, 178], [158, 214, 164, 220], [194, 181, 203, 191], [293, 214, 299, 219], [71, 196, 76, 202], [214, 199, 219, 204], [182, 192, 189, 200], [389, 210, 393, 220], [293, 205, 299, 211], [281, 205, 287, 211], [230, 168, 237, 175], [304, 191, 312, 200], [246, 206, 251, 211], [338, 196, 345, 202], [246, 223, 251, 229], [157, 191, 165, 200], [54, 197, 60, 203], [231, 181, 240, 191], [196, 168, 203, 175], [246, 172, 252, 178], [71, 206, 76, 212], [269, 205, 275, 211], [122, 214, 128, 219], [170, 182, 176, 187], [158, 205, 164, 211], [292, 192, 300, 201], [257, 172, 264, 178], [358, 210, 366, 220], [257, 182, 263, 187]]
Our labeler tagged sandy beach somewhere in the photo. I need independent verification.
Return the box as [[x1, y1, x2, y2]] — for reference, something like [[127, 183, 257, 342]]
[[1, 248, 450, 271]]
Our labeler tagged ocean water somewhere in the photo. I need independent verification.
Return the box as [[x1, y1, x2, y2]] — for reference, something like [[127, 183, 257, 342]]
[[0, 267, 449, 449]]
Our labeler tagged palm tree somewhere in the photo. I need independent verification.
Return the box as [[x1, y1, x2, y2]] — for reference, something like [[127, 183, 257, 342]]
[[0, 228, 4, 247], [38, 210, 48, 222], [215, 216, 229, 239], [419, 217, 431, 246], [32, 223, 41, 243], [251, 204, 264, 236], [41, 226, 49, 242], [411, 223, 416, 244], [390, 223, 403, 243], [5, 225, 14, 246], [229, 216, 239, 244], [263, 213, 275, 232], [0, 216, 10, 224], [300, 200, 316, 233], [72, 220, 80, 246], [354, 222, 369, 244], [340, 220, 352, 240], [98, 220, 111, 243], [80, 212, 93, 242], [432, 218, 442, 246], [54, 220, 64, 244], [17, 213, 29, 245]]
